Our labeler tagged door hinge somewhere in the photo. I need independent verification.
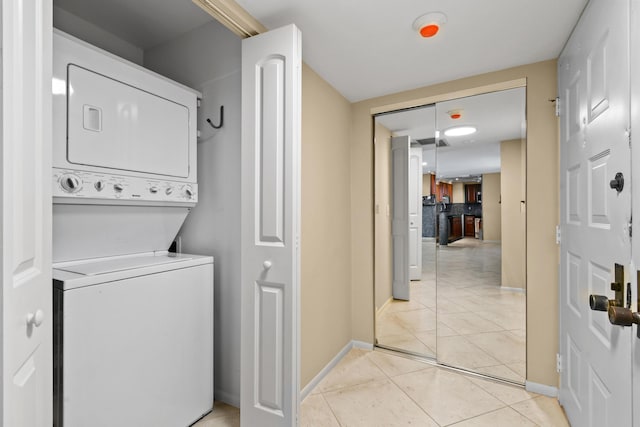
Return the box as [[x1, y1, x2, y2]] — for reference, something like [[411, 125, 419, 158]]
[[197, 98, 202, 108], [555, 97, 560, 117], [556, 353, 563, 373], [555, 225, 561, 244], [626, 128, 631, 148]]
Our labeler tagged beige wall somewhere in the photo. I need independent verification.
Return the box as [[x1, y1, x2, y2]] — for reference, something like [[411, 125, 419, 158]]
[[452, 182, 465, 204], [482, 173, 502, 241], [422, 174, 431, 196], [374, 122, 393, 311], [501, 139, 526, 289], [350, 60, 559, 387], [301, 64, 353, 388]]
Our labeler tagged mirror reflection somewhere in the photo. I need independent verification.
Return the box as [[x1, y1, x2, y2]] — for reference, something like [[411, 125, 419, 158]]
[[435, 88, 526, 384], [374, 87, 527, 385], [374, 105, 437, 358]]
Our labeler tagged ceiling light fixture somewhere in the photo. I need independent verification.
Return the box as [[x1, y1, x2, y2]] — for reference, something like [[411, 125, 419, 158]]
[[422, 162, 427, 166], [444, 126, 477, 137], [413, 12, 447, 38]]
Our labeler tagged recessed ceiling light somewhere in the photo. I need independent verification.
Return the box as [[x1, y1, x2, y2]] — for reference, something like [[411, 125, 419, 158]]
[[422, 162, 427, 166], [444, 126, 477, 137], [413, 12, 447, 38]]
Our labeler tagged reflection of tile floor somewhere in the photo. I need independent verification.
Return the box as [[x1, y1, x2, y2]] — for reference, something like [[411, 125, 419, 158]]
[[197, 349, 570, 427], [376, 238, 526, 384]]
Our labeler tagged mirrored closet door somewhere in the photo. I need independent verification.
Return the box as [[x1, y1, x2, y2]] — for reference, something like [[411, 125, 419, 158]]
[[373, 87, 527, 385], [434, 88, 527, 384], [374, 105, 437, 358]]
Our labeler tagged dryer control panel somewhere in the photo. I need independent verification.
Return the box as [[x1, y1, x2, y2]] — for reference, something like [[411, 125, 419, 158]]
[[53, 168, 198, 204]]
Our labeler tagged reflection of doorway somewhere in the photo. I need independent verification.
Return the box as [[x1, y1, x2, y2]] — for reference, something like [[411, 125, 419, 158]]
[[373, 87, 527, 385]]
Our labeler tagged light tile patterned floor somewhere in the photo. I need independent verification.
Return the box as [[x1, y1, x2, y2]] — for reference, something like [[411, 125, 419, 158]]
[[197, 349, 570, 427], [377, 238, 526, 384]]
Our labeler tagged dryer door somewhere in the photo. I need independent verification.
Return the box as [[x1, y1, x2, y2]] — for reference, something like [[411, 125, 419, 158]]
[[67, 65, 190, 178]]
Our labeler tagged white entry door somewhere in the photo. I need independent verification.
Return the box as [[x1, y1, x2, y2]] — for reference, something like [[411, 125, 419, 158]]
[[409, 147, 423, 280], [2, 0, 53, 425], [240, 24, 301, 427], [631, 2, 640, 425], [558, 1, 632, 426], [391, 136, 410, 300]]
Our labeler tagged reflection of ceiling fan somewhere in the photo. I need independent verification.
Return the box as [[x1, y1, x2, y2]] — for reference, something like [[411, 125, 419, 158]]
[[415, 137, 448, 147]]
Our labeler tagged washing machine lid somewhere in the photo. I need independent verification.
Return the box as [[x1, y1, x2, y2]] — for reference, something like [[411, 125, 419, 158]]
[[53, 252, 213, 290], [56, 253, 193, 276]]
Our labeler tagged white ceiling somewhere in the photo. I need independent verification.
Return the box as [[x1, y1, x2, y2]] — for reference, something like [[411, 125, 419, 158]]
[[54, 0, 587, 102], [376, 87, 525, 179], [234, 0, 588, 101]]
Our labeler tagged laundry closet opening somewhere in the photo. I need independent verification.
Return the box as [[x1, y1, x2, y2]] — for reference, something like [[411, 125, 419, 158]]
[[373, 87, 527, 385], [51, 0, 245, 420]]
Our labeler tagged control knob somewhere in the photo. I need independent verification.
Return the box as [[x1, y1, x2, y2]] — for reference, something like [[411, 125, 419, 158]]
[[149, 186, 159, 194], [94, 180, 105, 192], [114, 183, 124, 192], [60, 174, 82, 193], [165, 187, 173, 195], [184, 186, 194, 199]]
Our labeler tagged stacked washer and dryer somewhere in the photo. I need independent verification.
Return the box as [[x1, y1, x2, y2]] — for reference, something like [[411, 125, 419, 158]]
[[51, 30, 214, 427]]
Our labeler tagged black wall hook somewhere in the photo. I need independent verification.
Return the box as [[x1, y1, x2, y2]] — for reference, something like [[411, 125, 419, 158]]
[[206, 105, 224, 129]]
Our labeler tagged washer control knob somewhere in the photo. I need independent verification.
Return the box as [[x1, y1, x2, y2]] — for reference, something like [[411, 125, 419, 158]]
[[94, 180, 105, 191], [184, 186, 194, 198], [60, 174, 82, 193], [149, 186, 159, 194], [114, 183, 124, 192], [165, 187, 174, 195]]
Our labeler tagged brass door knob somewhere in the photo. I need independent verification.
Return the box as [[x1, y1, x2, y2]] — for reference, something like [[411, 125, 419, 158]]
[[608, 306, 640, 338], [608, 306, 636, 326]]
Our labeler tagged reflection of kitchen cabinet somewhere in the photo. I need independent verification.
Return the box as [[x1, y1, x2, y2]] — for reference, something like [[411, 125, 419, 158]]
[[437, 182, 452, 202], [464, 215, 475, 237], [465, 184, 481, 203], [451, 216, 462, 238]]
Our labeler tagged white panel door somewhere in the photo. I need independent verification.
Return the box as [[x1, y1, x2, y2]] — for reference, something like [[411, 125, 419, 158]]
[[631, 2, 640, 425], [391, 136, 410, 300], [558, 1, 632, 426], [2, 0, 53, 425], [241, 24, 301, 427], [409, 147, 423, 280]]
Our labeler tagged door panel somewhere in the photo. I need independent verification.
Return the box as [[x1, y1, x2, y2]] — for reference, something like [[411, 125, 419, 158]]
[[631, 1, 640, 425], [409, 147, 423, 280], [391, 136, 410, 300], [241, 24, 301, 427], [558, 1, 632, 425], [2, 0, 53, 425], [434, 88, 527, 384]]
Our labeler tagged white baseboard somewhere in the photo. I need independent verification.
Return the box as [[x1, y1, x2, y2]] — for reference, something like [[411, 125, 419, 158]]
[[501, 286, 526, 294], [214, 389, 240, 408], [525, 381, 558, 398], [376, 297, 393, 315], [301, 340, 374, 400], [352, 340, 374, 350]]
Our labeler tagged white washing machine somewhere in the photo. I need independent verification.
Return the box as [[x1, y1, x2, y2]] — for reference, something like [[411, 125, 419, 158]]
[[51, 30, 213, 426], [53, 252, 213, 427]]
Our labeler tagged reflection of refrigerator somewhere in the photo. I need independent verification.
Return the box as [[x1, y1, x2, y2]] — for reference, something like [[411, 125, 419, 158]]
[[474, 218, 482, 239]]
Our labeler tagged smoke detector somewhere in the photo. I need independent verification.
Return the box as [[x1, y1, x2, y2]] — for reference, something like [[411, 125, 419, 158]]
[[413, 12, 447, 38]]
